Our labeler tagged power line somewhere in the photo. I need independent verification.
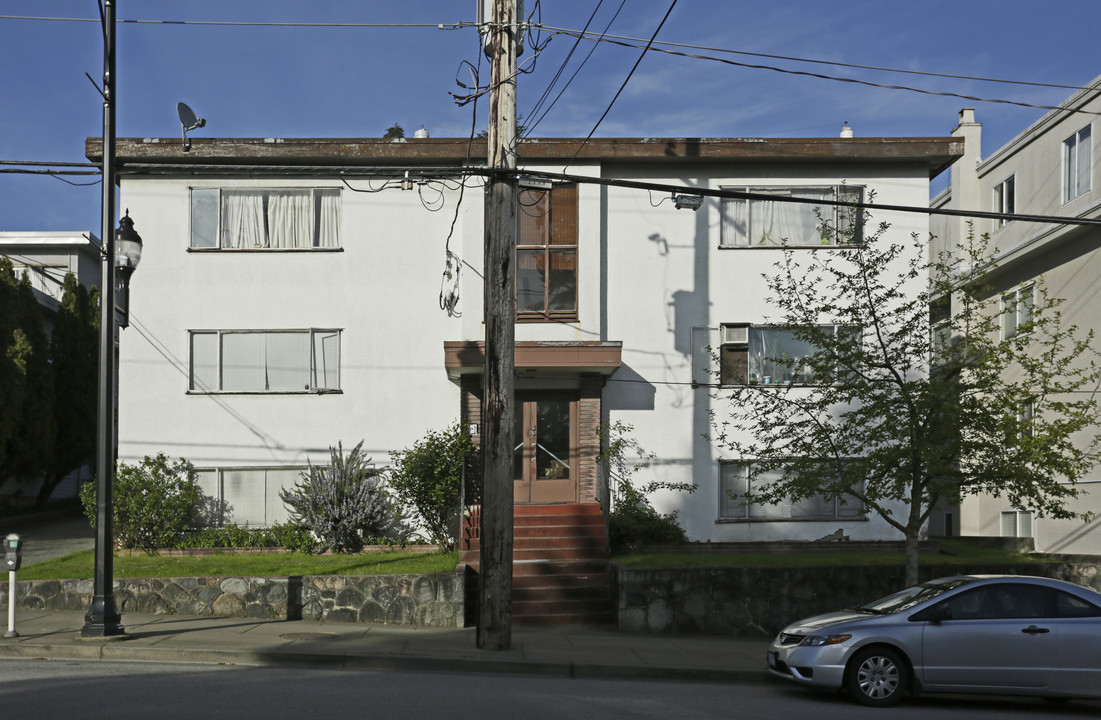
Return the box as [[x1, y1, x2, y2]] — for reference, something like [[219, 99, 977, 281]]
[[532, 25, 1096, 93], [0, 15, 464, 29], [546, 29, 1101, 118], [563, 0, 677, 170]]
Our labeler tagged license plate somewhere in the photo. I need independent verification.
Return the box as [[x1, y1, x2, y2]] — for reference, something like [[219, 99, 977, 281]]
[[767, 651, 778, 669]]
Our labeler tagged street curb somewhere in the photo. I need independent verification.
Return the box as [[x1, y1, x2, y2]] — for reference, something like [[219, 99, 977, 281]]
[[0, 640, 772, 684]]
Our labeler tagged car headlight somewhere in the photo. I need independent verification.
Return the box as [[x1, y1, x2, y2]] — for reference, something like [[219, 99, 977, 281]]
[[799, 633, 851, 647]]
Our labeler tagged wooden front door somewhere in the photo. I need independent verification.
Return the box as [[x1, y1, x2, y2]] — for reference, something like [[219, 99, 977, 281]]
[[513, 394, 578, 504]]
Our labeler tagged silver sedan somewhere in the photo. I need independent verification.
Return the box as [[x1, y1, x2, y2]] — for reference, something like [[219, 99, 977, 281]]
[[767, 575, 1101, 706]]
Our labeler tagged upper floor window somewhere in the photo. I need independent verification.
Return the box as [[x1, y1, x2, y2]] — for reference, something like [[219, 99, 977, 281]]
[[719, 461, 864, 521], [1002, 284, 1034, 340], [189, 329, 341, 393], [720, 185, 864, 247], [719, 323, 851, 386], [190, 188, 341, 249], [1063, 125, 1092, 203], [993, 175, 1015, 229], [516, 183, 578, 321]]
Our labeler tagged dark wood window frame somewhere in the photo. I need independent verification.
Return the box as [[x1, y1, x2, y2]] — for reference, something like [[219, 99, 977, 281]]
[[516, 183, 578, 322]]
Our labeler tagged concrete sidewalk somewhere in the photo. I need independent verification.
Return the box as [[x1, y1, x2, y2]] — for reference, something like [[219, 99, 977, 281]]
[[0, 609, 772, 683]]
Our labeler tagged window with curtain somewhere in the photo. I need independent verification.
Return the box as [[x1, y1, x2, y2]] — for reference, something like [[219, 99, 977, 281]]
[[719, 461, 864, 521], [189, 329, 341, 393], [516, 183, 578, 320], [193, 467, 301, 527], [1063, 125, 1092, 203], [190, 188, 341, 249], [720, 185, 864, 247], [719, 324, 852, 385], [1001, 284, 1035, 340]]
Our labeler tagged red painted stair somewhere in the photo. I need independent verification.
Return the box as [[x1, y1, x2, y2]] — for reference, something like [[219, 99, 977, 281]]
[[460, 503, 614, 625]]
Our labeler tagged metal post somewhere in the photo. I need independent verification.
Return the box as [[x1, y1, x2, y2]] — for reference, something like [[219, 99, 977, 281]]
[[477, 0, 518, 651], [82, 0, 124, 639], [5, 570, 16, 638]]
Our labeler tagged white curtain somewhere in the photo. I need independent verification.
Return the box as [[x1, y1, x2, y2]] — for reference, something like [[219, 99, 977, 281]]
[[318, 190, 341, 248], [221, 191, 266, 248], [268, 191, 312, 248], [755, 189, 827, 245]]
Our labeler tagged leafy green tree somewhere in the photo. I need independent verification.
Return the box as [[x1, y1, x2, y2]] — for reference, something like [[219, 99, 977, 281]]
[[41, 274, 98, 507], [714, 219, 1101, 584], [383, 123, 405, 140], [388, 423, 477, 551], [0, 258, 26, 478], [280, 441, 405, 553], [2, 269, 54, 485], [80, 453, 202, 551]]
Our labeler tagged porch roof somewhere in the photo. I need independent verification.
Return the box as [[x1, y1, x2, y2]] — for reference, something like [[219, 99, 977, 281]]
[[443, 341, 622, 380]]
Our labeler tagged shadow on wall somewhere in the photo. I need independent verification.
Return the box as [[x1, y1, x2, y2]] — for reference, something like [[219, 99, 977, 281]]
[[606, 364, 656, 411]]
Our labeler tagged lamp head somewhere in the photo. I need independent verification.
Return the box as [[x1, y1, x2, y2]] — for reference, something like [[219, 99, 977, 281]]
[[114, 210, 143, 274]]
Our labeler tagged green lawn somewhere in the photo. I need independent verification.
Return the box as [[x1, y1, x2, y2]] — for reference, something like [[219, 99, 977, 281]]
[[19, 549, 460, 580], [613, 538, 1042, 570]]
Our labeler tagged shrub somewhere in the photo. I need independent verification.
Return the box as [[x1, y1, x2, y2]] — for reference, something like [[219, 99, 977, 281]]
[[388, 422, 477, 551], [279, 441, 405, 553], [79, 453, 202, 551], [608, 483, 687, 554], [176, 522, 316, 553], [601, 421, 692, 554]]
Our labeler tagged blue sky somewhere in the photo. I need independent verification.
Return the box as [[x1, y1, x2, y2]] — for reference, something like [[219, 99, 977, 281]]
[[1, 0, 1097, 234]]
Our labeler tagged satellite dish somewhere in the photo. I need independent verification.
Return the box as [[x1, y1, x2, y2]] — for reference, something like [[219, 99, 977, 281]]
[[177, 102, 206, 152]]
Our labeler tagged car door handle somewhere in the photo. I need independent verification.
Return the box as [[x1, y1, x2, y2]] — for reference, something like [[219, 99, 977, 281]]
[[1021, 625, 1050, 635]]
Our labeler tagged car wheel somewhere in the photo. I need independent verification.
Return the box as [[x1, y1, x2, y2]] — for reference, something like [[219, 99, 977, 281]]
[[845, 647, 908, 707]]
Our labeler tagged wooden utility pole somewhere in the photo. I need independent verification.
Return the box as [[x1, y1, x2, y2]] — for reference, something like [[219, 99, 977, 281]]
[[477, 0, 518, 651]]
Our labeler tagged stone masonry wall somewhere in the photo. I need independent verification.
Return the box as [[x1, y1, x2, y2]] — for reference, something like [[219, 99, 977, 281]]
[[0, 572, 465, 628], [615, 562, 1101, 636]]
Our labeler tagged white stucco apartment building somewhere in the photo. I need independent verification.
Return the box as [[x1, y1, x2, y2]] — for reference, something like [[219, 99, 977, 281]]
[[932, 74, 1101, 554], [93, 132, 959, 544]]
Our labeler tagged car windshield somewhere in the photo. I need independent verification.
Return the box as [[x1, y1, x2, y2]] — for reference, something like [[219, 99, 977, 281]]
[[856, 578, 975, 615]]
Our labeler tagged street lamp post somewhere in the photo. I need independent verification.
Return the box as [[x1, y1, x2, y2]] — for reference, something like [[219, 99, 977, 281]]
[[81, 212, 141, 639]]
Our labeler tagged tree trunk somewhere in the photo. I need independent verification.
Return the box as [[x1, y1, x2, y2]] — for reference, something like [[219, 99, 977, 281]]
[[904, 531, 920, 586]]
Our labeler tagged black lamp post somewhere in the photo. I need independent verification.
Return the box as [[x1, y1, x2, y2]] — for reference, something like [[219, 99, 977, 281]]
[[81, 212, 141, 639]]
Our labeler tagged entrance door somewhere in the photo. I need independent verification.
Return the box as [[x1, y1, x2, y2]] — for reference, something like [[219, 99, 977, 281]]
[[513, 395, 578, 504]]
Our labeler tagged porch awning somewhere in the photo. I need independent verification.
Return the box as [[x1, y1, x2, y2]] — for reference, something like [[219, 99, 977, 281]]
[[443, 340, 622, 380]]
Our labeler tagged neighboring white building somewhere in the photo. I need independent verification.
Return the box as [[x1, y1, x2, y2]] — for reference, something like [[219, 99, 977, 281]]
[[0, 232, 100, 327], [932, 74, 1101, 553], [91, 133, 958, 543]]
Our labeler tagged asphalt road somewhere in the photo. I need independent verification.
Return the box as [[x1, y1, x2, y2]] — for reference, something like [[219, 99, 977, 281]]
[[1, 660, 1098, 720]]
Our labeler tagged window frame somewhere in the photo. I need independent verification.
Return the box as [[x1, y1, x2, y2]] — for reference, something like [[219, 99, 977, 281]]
[[193, 466, 306, 527], [188, 328, 342, 394], [1000, 509, 1034, 538], [1063, 124, 1092, 204], [515, 182, 579, 323], [1001, 284, 1035, 340], [993, 175, 1015, 229], [719, 323, 850, 386], [719, 185, 865, 248], [189, 187, 343, 251], [718, 460, 865, 522]]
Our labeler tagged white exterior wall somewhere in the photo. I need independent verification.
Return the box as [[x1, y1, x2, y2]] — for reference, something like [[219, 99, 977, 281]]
[[118, 176, 473, 523], [118, 150, 938, 541]]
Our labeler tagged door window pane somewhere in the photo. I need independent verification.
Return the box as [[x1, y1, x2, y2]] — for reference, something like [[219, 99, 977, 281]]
[[535, 401, 571, 480]]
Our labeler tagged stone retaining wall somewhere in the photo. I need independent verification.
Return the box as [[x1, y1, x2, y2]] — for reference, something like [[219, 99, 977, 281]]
[[615, 562, 1101, 636], [1, 572, 465, 628]]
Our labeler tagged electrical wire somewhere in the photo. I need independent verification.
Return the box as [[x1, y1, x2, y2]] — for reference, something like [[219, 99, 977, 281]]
[[546, 29, 1101, 118], [523, 0, 605, 136], [0, 15, 465, 29], [531, 25, 1096, 93], [524, 1, 628, 139], [562, 0, 677, 172]]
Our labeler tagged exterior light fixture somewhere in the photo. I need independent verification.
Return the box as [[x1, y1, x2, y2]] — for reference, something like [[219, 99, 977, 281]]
[[114, 211, 143, 329], [673, 194, 703, 211]]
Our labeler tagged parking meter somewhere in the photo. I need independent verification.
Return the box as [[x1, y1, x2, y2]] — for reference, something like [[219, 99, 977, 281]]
[[4, 534, 21, 572]]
